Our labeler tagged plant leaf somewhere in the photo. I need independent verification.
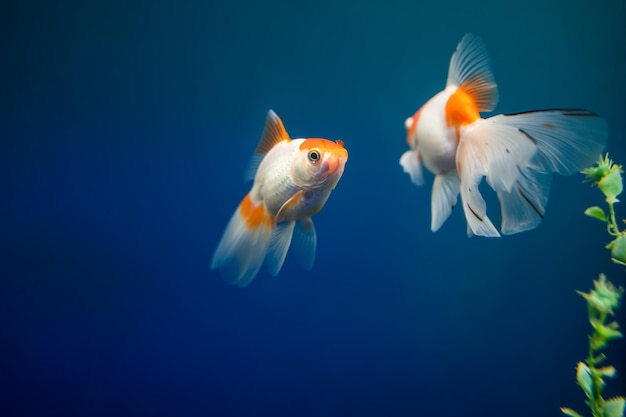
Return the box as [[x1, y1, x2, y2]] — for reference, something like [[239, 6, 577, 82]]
[[610, 234, 626, 266], [561, 407, 584, 417], [585, 206, 608, 222], [599, 168, 623, 201], [591, 320, 624, 342], [577, 362, 593, 397], [597, 366, 617, 378], [603, 396, 625, 417]]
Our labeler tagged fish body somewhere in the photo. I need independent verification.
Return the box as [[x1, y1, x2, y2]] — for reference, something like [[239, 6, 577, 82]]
[[401, 34, 607, 237], [211, 110, 348, 287], [408, 86, 464, 175]]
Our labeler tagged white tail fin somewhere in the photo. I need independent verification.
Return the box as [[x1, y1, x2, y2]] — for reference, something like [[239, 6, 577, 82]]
[[211, 194, 275, 287], [497, 168, 551, 235], [494, 109, 607, 175], [456, 110, 607, 236]]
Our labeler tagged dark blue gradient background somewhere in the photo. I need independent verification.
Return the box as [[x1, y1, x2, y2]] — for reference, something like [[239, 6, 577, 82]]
[[2, 0, 625, 416]]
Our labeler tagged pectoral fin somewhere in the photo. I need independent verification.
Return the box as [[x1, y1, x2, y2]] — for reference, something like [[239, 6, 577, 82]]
[[400, 150, 424, 186], [276, 189, 305, 223]]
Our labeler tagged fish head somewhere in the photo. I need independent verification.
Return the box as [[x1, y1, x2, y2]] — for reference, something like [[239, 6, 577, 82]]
[[292, 138, 348, 189], [405, 107, 423, 148]]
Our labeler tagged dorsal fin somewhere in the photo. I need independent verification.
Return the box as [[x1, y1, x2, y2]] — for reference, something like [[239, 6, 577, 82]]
[[446, 33, 499, 112], [245, 110, 291, 181], [255, 110, 291, 155]]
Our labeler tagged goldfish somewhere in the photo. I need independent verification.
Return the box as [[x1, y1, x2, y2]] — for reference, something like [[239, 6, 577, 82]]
[[211, 110, 348, 287], [400, 34, 607, 237]]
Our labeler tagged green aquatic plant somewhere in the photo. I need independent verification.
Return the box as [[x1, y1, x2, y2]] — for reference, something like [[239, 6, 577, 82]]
[[561, 154, 625, 417], [561, 274, 625, 417], [582, 154, 626, 266]]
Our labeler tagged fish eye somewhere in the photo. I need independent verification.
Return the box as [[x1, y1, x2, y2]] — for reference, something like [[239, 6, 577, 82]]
[[307, 149, 320, 163]]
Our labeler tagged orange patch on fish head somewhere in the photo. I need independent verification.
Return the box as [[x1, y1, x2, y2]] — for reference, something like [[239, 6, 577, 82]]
[[297, 138, 348, 183], [240, 194, 274, 229], [445, 87, 480, 139], [300, 138, 348, 162], [405, 108, 422, 147]]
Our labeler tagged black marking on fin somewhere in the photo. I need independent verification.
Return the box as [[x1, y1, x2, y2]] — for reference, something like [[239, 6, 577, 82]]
[[504, 108, 598, 117], [518, 128, 537, 145], [561, 109, 598, 117], [516, 185, 544, 219], [467, 204, 483, 222]]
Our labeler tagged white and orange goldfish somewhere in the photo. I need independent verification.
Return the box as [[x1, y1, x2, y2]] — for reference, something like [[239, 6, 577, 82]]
[[401, 34, 607, 237], [211, 110, 348, 287]]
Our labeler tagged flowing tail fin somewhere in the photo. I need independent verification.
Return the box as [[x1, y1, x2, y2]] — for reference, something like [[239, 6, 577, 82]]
[[457, 109, 607, 236], [211, 193, 275, 287], [495, 109, 607, 175]]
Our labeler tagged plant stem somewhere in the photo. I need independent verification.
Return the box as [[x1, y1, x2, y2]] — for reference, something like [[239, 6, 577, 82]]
[[586, 308, 609, 417], [607, 199, 620, 237], [587, 351, 603, 417]]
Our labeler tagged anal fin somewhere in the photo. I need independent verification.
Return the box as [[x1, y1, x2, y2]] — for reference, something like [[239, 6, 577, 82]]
[[431, 171, 460, 232]]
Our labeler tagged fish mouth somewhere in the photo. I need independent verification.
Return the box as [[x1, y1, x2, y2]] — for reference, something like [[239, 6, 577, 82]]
[[325, 149, 348, 175], [313, 156, 346, 186], [325, 146, 348, 175]]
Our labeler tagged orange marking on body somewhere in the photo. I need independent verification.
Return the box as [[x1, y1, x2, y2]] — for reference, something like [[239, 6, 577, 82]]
[[407, 108, 422, 146], [542, 123, 556, 129], [240, 194, 274, 229], [445, 87, 480, 139]]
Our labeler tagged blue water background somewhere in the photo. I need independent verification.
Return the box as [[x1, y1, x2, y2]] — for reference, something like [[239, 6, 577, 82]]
[[2, 0, 626, 415]]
